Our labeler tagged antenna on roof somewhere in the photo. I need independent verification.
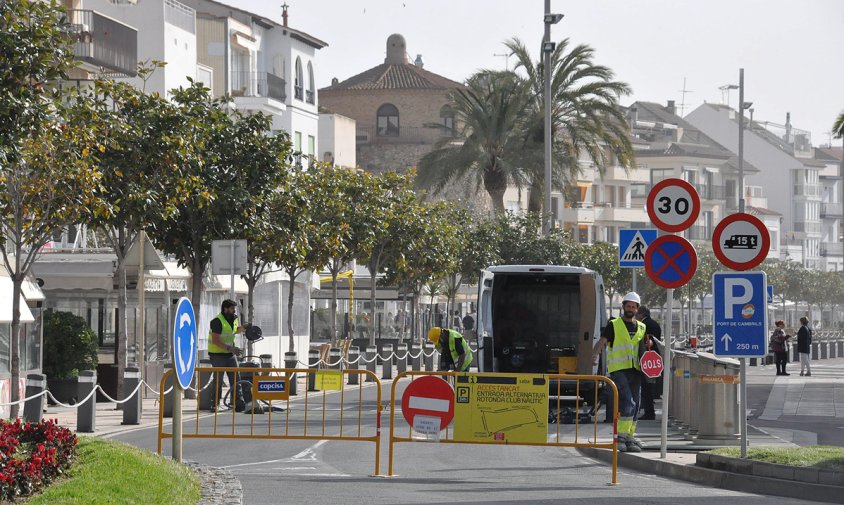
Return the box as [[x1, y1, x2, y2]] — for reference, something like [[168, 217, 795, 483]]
[[678, 77, 693, 116]]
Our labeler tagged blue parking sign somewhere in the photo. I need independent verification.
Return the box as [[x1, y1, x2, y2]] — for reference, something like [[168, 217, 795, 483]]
[[172, 297, 197, 390], [713, 272, 767, 357]]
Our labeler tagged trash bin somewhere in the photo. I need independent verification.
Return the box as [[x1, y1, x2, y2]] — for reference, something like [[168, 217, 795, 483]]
[[694, 352, 740, 444]]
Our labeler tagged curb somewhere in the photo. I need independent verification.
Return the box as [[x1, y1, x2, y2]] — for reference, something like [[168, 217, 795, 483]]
[[697, 453, 844, 487], [185, 461, 243, 505], [578, 447, 844, 504]]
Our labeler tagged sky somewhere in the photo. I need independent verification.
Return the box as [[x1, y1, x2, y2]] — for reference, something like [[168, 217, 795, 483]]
[[232, 0, 844, 146]]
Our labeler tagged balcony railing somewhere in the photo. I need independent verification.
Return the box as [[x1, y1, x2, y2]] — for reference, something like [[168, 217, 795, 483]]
[[793, 184, 821, 197], [821, 202, 843, 218], [687, 225, 710, 241], [294, 85, 303, 101], [306, 89, 315, 104], [694, 184, 727, 200], [792, 221, 822, 234], [67, 10, 137, 77], [821, 242, 844, 257], [230, 71, 286, 102]]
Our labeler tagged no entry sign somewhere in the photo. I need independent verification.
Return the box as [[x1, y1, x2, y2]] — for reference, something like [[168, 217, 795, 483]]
[[401, 376, 454, 433], [644, 235, 698, 289]]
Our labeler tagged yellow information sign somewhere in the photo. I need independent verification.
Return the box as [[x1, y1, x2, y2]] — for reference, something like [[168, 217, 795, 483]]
[[316, 370, 343, 391], [453, 373, 548, 443]]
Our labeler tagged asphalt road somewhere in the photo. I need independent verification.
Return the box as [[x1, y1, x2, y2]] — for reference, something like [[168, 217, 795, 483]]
[[113, 378, 820, 505]]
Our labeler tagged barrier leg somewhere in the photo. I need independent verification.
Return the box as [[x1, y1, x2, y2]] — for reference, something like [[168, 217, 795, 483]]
[[122, 366, 141, 425], [285, 352, 298, 396], [366, 346, 377, 382], [382, 344, 393, 380], [308, 349, 319, 392], [77, 370, 97, 433], [347, 347, 360, 385], [23, 373, 45, 423]]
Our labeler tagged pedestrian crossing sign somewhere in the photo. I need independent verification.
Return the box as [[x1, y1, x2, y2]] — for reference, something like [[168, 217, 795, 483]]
[[619, 229, 658, 268]]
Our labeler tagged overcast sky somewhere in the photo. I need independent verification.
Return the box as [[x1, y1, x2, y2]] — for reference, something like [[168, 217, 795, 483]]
[[232, 0, 843, 146]]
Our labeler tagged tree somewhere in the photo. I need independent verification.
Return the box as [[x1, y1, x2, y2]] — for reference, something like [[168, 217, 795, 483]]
[[416, 71, 531, 213], [0, 0, 104, 417], [506, 37, 634, 215], [148, 82, 289, 320], [764, 259, 805, 325], [833, 110, 844, 138], [578, 242, 624, 304]]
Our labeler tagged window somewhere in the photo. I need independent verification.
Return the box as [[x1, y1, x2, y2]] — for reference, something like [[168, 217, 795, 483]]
[[294, 57, 303, 101], [377, 103, 399, 137], [307, 135, 315, 167], [439, 105, 454, 136], [306, 62, 315, 104], [651, 168, 672, 186]]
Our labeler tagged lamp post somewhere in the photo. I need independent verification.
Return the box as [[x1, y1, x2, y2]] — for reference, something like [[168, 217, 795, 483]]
[[543, 3, 563, 235], [737, 69, 752, 214]]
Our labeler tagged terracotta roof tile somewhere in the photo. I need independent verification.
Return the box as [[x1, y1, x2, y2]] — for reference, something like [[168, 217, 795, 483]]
[[321, 63, 464, 91]]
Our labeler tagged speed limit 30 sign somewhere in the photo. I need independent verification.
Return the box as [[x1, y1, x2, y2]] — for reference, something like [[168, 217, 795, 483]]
[[646, 178, 701, 232]]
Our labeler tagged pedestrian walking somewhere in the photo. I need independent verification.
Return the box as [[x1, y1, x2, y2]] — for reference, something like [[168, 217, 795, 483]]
[[797, 316, 812, 376], [770, 320, 791, 376], [592, 292, 647, 452]]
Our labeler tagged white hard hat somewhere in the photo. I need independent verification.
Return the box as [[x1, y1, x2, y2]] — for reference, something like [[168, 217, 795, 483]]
[[622, 292, 641, 305]]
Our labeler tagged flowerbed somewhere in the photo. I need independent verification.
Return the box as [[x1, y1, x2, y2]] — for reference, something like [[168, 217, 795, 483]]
[[0, 419, 77, 500]]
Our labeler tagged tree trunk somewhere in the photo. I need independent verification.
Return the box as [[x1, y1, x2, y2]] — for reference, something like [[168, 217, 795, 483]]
[[286, 266, 299, 353], [368, 254, 381, 347], [115, 227, 128, 405], [9, 252, 22, 419], [527, 184, 543, 215], [190, 258, 204, 331], [329, 260, 340, 346], [245, 267, 257, 359]]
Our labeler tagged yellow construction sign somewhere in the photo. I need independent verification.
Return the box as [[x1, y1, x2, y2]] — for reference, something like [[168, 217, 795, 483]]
[[316, 370, 344, 390], [453, 373, 548, 443]]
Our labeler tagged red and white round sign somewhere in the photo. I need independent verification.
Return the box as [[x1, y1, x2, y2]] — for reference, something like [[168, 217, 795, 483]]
[[401, 376, 454, 432], [646, 178, 701, 232], [640, 350, 663, 379], [712, 213, 771, 271]]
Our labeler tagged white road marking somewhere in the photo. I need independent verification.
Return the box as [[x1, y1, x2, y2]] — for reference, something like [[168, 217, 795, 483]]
[[222, 439, 328, 468]]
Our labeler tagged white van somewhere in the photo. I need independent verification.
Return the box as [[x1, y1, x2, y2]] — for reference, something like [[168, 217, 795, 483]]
[[475, 265, 608, 396]]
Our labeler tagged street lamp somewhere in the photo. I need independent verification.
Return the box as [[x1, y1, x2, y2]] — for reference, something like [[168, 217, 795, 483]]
[[543, 2, 563, 235]]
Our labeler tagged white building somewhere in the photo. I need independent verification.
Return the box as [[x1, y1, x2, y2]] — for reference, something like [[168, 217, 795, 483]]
[[685, 104, 841, 270]]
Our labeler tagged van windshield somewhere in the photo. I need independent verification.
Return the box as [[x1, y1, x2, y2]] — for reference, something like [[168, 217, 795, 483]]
[[491, 273, 582, 372]]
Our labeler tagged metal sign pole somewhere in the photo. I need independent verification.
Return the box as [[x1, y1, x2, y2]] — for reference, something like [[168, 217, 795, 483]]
[[740, 358, 747, 457], [229, 241, 236, 302], [661, 288, 672, 458], [172, 385, 182, 462], [632, 268, 637, 293]]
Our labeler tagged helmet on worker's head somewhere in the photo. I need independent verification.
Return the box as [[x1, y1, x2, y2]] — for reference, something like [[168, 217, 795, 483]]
[[622, 291, 641, 307], [427, 327, 442, 345]]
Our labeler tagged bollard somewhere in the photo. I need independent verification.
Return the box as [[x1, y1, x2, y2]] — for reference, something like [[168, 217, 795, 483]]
[[23, 373, 46, 423], [396, 343, 407, 375], [837, 340, 844, 358], [820, 341, 828, 359], [811, 342, 819, 360], [830, 341, 837, 359], [749, 357, 757, 367], [366, 345, 377, 382], [411, 344, 422, 371], [382, 344, 393, 380], [424, 343, 435, 371], [260, 354, 273, 373], [793, 342, 800, 363], [162, 363, 174, 418], [122, 366, 141, 425], [694, 353, 740, 443], [347, 347, 360, 385], [329, 348, 343, 370], [308, 349, 320, 392], [197, 359, 214, 411], [285, 352, 298, 396], [76, 370, 97, 433]]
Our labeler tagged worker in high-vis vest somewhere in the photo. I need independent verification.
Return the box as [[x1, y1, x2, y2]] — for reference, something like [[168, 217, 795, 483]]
[[427, 327, 473, 372], [208, 299, 246, 412], [592, 291, 647, 453]]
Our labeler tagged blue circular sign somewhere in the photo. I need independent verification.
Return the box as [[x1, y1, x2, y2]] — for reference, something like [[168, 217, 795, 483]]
[[172, 297, 197, 390], [644, 235, 698, 289]]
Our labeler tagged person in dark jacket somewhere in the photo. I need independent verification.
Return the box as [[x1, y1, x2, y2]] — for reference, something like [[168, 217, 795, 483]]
[[770, 320, 791, 376], [797, 316, 812, 376], [635, 306, 662, 420]]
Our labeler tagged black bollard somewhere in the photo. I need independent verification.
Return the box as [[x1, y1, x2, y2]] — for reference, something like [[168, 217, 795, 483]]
[[76, 370, 97, 433], [122, 366, 141, 425], [347, 347, 360, 385], [23, 373, 46, 423]]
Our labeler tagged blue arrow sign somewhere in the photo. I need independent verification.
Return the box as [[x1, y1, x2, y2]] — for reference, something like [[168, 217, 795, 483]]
[[172, 297, 197, 390], [619, 229, 658, 268], [713, 272, 768, 357], [767, 285, 774, 305]]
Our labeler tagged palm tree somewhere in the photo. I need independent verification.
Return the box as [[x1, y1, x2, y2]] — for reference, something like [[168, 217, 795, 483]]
[[834, 110, 844, 138], [416, 71, 531, 214], [506, 37, 635, 214]]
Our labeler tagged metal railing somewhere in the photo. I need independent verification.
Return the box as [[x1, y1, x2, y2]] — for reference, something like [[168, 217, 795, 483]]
[[230, 71, 286, 101], [821, 202, 843, 217], [164, 0, 195, 34], [821, 242, 844, 257], [66, 10, 138, 77], [305, 89, 315, 104], [294, 85, 303, 101], [792, 221, 822, 234], [387, 371, 619, 484]]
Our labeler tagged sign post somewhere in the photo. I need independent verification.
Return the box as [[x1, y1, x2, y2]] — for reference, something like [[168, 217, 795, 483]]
[[171, 297, 197, 462], [645, 178, 700, 459]]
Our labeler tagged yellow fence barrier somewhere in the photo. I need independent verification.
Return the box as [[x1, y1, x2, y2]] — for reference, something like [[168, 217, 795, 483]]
[[388, 371, 619, 484], [157, 367, 383, 476]]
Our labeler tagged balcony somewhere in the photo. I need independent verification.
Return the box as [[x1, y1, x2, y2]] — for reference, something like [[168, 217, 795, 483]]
[[821, 243, 843, 257], [306, 89, 315, 104], [592, 203, 648, 223], [821, 202, 843, 218], [694, 184, 727, 201], [687, 225, 710, 241], [294, 85, 303, 101], [792, 221, 822, 235], [67, 10, 137, 78], [793, 184, 821, 197], [230, 71, 286, 102], [560, 203, 595, 224]]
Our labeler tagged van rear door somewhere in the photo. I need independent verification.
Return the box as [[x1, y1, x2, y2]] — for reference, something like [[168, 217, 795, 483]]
[[476, 269, 494, 372]]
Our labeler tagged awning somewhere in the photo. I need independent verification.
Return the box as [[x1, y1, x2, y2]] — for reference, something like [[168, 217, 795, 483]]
[[0, 277, 35, 323]]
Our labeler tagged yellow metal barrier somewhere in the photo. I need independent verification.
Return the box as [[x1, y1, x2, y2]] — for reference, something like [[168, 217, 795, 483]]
[[157, 367, 383, 476], [388, 371, 619, 484]]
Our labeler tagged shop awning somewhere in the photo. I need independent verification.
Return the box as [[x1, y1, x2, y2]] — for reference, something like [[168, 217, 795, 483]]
[[0, 277, 34, 323]]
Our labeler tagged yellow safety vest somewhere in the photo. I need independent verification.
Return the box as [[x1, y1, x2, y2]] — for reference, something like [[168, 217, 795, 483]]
[[438, 329, 473, 371], [207, 314, 239, 354], [606, 318, 645, 374]]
